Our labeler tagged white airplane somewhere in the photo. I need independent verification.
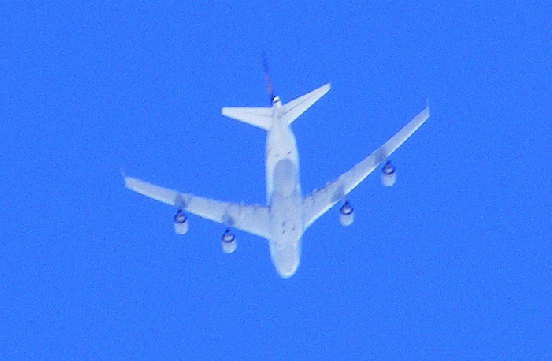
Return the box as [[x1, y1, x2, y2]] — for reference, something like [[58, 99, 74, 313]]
[[124, 74, 429, 279]]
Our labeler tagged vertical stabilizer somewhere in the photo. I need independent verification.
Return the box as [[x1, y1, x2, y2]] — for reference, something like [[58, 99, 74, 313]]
[[263, 53, 276, 105]]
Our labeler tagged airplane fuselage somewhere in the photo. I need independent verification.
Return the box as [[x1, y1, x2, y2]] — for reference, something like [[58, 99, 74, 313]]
[[265, 103, 303, 278], [124, 80, 429, 280]]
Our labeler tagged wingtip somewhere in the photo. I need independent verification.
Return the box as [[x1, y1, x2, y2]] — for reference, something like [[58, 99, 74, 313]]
[[320, 82, 331, 95], [120, 168, 129, 187], [426, 97, 431, 116]]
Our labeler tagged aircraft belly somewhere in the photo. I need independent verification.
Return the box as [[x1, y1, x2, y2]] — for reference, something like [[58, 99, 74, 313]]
[[264, 115, 303, 277], [269, 190, 303, 278], [265, 121, 299, 204], [270, 192, 302, 238]]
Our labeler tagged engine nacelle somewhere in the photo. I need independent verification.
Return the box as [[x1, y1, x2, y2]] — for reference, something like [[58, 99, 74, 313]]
[[173, 209, 189, 235], [339, 201, 354, 226], [381, 161, 397, 187], [222, 228, 237, 254]]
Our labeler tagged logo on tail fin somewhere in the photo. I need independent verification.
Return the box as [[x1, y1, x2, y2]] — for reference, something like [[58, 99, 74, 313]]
[[262, 52, 277, 105]]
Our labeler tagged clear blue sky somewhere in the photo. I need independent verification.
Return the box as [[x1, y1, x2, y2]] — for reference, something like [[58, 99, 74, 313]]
[[2, 1, 551, 359]]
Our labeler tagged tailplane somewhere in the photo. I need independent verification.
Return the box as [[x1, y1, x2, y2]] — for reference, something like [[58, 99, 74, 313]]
[[221, 106, 273, 130], [221, 83, 330, 130], [282, 83, 330, 125], [222, 56, 330, 130]]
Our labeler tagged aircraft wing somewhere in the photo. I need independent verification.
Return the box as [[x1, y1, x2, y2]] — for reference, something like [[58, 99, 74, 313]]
[[124, 177, 271, 240], [301, 106, 430, 229], [283, 83, 330, 125]]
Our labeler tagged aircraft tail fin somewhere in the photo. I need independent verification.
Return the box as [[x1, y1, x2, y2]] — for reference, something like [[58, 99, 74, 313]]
[[221, 106, 273, 130], [282, 83, 330, 125], [220, 83, 330, 130]]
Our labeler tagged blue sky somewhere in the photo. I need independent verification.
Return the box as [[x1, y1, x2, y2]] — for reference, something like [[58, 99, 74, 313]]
[[1, 1, 551, 359]]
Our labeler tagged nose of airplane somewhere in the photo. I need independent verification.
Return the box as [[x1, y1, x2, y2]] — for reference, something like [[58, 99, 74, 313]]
[[271, 246, 300, 279], [277, 261, 299, 279], [269, 238, 301, 279]]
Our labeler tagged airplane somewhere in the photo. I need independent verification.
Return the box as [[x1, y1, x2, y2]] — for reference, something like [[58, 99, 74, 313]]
[[124, 64, 430, 279]]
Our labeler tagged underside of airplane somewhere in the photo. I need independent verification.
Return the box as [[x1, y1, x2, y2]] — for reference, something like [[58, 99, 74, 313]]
[[124, 62, 430, 278]]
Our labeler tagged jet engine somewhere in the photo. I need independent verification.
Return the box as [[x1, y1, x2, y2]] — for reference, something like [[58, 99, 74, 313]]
[[381, 161, 397, 187], [339, 201, 354, 226], [222, 228, 237, 254], [173, 209, 189, 235]]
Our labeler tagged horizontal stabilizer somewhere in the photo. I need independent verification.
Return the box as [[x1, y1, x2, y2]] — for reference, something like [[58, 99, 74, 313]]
[[283, 83, 330, 125], [221, 106, 273, 130]]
